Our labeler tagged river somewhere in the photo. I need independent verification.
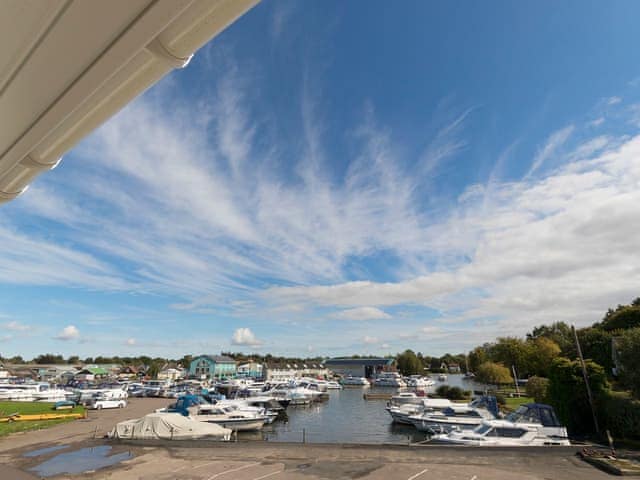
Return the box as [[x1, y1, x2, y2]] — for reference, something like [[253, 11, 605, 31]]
[[257, 374, 488, 444]]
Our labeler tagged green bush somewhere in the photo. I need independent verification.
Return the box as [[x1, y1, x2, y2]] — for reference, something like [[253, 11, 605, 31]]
[[435, 385, 470, 400], [616, 328, 640, 398], [547, 357, 608, 435], [525, 376, 549, 403], [495, 393, 506, 406], [602, 391, 640, 440]]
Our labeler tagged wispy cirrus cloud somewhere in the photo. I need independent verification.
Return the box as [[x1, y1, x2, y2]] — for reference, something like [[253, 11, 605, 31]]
[[3, 321, 29, 331], [331, 307, 391, 321], [525, 124, 574, 177]]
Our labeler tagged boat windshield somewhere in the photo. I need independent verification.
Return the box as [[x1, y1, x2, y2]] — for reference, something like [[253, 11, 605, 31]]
[[474, 423, 493, 435]]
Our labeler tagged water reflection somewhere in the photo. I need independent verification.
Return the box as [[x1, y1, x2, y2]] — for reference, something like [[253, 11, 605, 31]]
[[250, 374, 487, 444]]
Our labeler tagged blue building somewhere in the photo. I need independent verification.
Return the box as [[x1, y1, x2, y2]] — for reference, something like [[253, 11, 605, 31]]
[[188, 355, 236, 380]]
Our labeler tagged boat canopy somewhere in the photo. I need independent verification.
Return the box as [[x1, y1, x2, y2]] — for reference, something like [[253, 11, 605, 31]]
[[506, 403, 562, 427]]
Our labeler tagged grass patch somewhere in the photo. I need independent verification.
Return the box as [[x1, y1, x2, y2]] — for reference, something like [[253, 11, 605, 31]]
[[504, 396, 534, 410], [0, 402, 85, 437]]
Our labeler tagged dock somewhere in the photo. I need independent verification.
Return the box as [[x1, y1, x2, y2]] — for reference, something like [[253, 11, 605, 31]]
[[363, 392, 393, 400]]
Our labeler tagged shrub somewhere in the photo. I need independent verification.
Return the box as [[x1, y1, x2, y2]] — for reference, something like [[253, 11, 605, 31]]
[[435, 385, 470, 400], [602, 391, 640, 440], [616, 328, 640, 398], [525, 376, 549, 403], [547, 357, 608, 435]]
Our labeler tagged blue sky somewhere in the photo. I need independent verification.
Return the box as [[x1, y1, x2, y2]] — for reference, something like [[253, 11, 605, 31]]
[[2, 0, 640, 359]]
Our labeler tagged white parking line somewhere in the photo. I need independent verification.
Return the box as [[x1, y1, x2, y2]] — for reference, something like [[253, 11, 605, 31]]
[[470, 476, 478, 480], [252, 470, 283, 480], [207, 462, 260, 479], [407, 468, 428, 480]]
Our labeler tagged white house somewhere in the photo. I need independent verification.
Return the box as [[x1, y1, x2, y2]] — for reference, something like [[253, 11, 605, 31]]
[[158, 367, 183, 382]]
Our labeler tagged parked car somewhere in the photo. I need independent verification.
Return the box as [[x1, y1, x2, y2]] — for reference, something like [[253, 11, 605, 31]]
[[89, 396, 126, 410]]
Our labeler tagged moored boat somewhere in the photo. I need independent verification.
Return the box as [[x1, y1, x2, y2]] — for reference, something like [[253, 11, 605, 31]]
[[430, 403, 570, 446]]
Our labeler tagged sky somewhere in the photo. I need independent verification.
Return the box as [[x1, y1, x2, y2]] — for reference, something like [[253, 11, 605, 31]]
[[2, 0, 640, 359]]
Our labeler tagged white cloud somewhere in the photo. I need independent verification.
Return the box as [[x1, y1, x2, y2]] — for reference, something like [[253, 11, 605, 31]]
[[0, 335, 12, 342], [363, 335, 379, 345], [331, 307, 391, 321], [3, 321, 29, 331], [381, 343, 390, 349], [2, 57, 639, 354], [606, 96, 622, 106], [269, 133, 640, 340], [125, 338, 136, 346], [54, 325, 80, 341], [525, 125, 574, 177], [231, 327, 263, 346]]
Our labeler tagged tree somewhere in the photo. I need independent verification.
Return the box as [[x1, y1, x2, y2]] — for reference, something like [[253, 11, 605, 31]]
[[468, 346, 487, 373], [527, 322, 574, 356], [616, 328, 640, 398], [547, 357, 608, 434], [527, 337, 561, 377], [525, 376, 549, 403], [67, 355, 80, 364], [578, 328, 613, 375], [487, 337, 531, 377], [475, 361, 512, 386], [179, 355, 193, 370], [147, 362, 161, 379], [33, 354, 65, 364], [396, 350, 422, 376], [601, 305, 640, 331]]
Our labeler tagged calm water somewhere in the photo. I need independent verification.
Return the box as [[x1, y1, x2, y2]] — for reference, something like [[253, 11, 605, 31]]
[[259, 374, 487, 444]]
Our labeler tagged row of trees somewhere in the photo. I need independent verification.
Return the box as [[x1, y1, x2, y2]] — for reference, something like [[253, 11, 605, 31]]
[[395, 350, 467, 376]]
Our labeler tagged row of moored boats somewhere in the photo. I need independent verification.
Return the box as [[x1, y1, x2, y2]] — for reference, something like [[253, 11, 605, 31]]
[[385, 392, 570, 446]]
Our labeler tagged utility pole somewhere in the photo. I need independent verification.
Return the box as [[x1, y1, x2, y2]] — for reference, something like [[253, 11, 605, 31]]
[[572, 324, 600, 434]]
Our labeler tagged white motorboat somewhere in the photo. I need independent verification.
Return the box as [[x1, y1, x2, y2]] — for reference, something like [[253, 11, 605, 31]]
[[190, 404, 266, 431], [390, 392, 424, 405], [0, 382, 67, 402], [438, 374, 447, 381], [32, 388, 69, 402], [71, 384, 128, 404], [407, 376, 435, 388], [326, 381, 343, 390], [265, 382, 316, 405], [373, 373, 406, 387], [431, 403, 570, 446], [386, 402, 426, 425], [341, 376, 369, 387], [409, 396, 499, 433]]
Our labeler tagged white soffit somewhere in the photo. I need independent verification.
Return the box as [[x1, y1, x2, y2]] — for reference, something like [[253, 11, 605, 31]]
[[0, 0, 259, 203]]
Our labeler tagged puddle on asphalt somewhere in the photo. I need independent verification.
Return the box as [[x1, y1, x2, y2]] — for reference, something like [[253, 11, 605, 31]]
[[23, 445, 69, 457], [28, 445, 133, 477]]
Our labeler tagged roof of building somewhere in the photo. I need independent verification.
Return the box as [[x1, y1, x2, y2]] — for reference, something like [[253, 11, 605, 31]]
[[0, 0, 258, 203], [193, 355, 236, 364], [78, 366, 108, 375], [324, 358, 394, 367]]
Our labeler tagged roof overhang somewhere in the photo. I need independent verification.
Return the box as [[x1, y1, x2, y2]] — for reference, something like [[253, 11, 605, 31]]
[[0, 0, 259, 203]]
